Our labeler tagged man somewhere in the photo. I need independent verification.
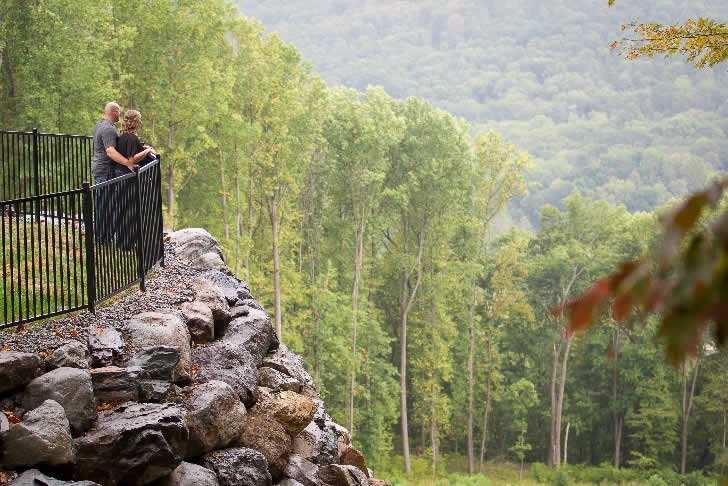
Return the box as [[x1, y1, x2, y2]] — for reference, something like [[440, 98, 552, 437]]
[[91, 102, 141, 245], [92, 102, 133, 183]]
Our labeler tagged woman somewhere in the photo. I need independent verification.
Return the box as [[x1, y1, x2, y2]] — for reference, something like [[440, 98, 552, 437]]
[[116, 110, 154, 174]]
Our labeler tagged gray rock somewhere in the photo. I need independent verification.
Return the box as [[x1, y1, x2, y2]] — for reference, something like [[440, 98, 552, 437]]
[[279, 480, 305, 486], [46, 342, 89, 370], [157, 462, 220, 486], [278, 478, 303, 486], [0, 351, 41, 394], [181, 300, 215, 344], [192, 252, 227, 271], [283, 455, 319, 486], [1, 399, 74, 468], [22, 367, 96, 434], [88, 327, 125, 367], [192, 341, 258, 407], [230, 305, 249, 318], [124, 312, 191, 385], [73, 402, 188, 486], [169, 228, 223, 261], [292, 420, 337, 467], [258, 367, 302, 393], [261, 345, 318, 399], [193, 279, 232, 334], [200, 269, 253, 304], [128, 345, 179, 380], [333, 421, 352, 458], [0, 411, 9, 433], [90, 366, 141, 403], [139, 380, 174, 402], [224, 308, 279, 367], [182, 380, 247, 457], [238, 299, 264, 312], [10, 469, 99, 485], [201, 447, 272, 486], [318, 465, 369, 486]]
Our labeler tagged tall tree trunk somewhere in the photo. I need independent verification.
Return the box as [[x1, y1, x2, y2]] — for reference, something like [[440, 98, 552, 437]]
[[613, 326, 622, 469], [245, 162, 253, 281], [554, 334, 574, 469], [479, 334, 493, 470], [548, 339, 562, 467], [563, 421, 570, 466], [349, 225, 364, 437], [269, 198, 282, 340], [431, 389, 438, 476], [467, 293, 476, 474], [166, 164, 175, 230], [235, 174, 242, 275], [680, 357, 701, 474], [220, 151, 229, 241]]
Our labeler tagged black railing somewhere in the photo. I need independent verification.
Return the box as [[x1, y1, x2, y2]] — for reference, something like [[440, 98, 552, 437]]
[[1, 130, 164, 329]]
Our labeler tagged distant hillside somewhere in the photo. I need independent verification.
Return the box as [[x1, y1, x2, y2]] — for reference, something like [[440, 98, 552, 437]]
[[234, 0, 728, 228]]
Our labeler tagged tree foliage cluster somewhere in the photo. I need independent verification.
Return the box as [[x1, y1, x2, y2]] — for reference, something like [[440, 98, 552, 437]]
[[1, 0, 726, 481], [233, 0, 728, 228]]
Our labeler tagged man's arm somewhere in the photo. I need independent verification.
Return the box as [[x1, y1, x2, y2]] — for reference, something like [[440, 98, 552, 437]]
[[105, 146, 133, 169]]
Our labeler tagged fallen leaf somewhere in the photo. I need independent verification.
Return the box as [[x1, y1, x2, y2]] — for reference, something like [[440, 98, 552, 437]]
[[97, 328, 104, 335], [54, 328, 63, 337], [71, 329, 79, 337]]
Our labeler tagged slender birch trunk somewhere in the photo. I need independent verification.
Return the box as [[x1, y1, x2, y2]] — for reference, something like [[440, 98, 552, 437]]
[[269, 198, 281, 340], [680, 357, 701, 474]]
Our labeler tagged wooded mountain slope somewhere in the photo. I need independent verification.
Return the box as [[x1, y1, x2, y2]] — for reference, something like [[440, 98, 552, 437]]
[[234, 0, 728, 228]]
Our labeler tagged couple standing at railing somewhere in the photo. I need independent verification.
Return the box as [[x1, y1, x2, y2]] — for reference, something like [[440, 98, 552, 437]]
[[91, 102, 158, 249]]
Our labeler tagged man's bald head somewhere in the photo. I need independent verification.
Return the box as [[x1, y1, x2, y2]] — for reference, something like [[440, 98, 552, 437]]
[[103, 102, 121, 123]]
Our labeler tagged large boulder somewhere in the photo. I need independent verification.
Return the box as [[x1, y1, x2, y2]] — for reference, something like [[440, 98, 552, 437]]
[[157, 462, 219, 486], [241, 413, 291, 480], [257, 367, 301, 393], [22, 367, 96, 434], [199, 269, 253, 304], [192, 279, 232, 334], [0, 351, 41, 394], [90, 366, 141, 403], [192, 252, 227, 272], [223, 309, 279, 367], [181, 300, 215, 344], [128, 346, 179, 381], [279, 480, 305, 486], [261, 345, 318, 399], [318, 465, 369, 486], [283, 455, 319, 486], [339, 447, 369, 478], [292, 421, 338, 467], [201, 447, 272, 486], [254, 390, 316, 437], [124, 312, 191, 385], [73, 403, 188, 486], [9, 469, 99, 485], [191, 341, 258, 407], [1, 399, 74, 468], [45, 342, 89, 370], [87, 327, 125, 367], [168, 228, 223, 261], [182, 380, 247, 457]]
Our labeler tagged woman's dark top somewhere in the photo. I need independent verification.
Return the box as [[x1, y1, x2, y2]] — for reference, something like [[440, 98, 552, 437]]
[[117, 132, 145, 160]]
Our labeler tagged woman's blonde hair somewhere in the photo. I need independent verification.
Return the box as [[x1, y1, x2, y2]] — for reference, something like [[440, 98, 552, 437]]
[[120, 110, 142, 134]]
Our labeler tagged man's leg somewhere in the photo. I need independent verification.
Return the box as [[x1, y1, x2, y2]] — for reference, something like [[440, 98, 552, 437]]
[[93, 172, 113, 244]]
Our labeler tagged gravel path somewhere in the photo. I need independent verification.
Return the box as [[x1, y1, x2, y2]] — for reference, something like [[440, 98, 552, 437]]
[[0, 242, 198, 355]]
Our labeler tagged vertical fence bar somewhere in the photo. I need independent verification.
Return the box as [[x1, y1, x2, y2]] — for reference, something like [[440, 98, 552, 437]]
[[32, 129, 40, 198], [133, 167, 145, 291], [83, 182, 96, 313]]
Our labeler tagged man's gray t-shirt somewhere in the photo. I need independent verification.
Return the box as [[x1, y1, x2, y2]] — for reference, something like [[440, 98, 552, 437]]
[[92, 119, 118, 178]]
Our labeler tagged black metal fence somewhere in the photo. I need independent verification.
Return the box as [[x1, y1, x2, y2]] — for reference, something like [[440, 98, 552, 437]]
[[1, 129, 164, 329]]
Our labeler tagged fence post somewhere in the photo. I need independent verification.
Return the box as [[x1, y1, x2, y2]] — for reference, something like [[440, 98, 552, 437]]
[[157, 156, 165, 268], [133, 166, 146, 291], [82, 182, 96, 313], [32, 129, 40, 197]]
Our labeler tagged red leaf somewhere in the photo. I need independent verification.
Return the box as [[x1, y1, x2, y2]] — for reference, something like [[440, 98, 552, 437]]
[[565, 280, 611, 333], [668, 192, 708, 234]]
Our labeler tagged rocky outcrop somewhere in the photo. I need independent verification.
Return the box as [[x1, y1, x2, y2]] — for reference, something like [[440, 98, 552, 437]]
[[0, 228, 387, 486], [22, 367, 96, 434], [46, 341, 89, 370], [124, 312, 191, 385], [73, 403, 188, 486], [10, 469, 99, 485], [182, 380, 247, 457], [1, 399, 74, 468], [201, 447, 272, 486], [0, 352, 41, 393]]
